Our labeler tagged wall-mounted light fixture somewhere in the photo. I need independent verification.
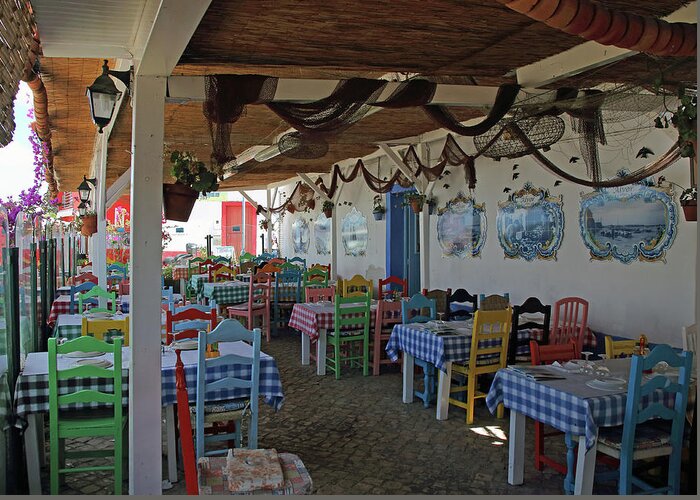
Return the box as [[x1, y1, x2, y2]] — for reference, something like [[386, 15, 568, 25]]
[[76, 176, 97, 217], [86, 59, 131, 133]]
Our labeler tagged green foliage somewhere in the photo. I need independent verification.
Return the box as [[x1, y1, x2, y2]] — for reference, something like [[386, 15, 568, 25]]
[[322, 201, 334, 211], [170, 151, 221, 194], [402, 192, 426, 207], [372, 194, 385, 213], [653, 81, 696, 159]]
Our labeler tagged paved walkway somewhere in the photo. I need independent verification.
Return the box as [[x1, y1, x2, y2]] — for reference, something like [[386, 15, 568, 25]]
[[41, 329, 616, 494]]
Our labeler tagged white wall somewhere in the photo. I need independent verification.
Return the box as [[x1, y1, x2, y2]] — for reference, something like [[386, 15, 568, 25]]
[[277, 126, 696, 348]]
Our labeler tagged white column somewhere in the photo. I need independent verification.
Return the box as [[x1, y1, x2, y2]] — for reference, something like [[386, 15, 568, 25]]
[[92, 135, 108, 307], [330, 204, 338, 280], [128, 74, 166, 495], [418, 143, 431, 291], [266, 189, 272, 253], [241, 194, 246, 256]]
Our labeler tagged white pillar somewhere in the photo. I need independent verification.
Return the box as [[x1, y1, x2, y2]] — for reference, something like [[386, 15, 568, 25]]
[[241, 194, 246, 257], [418, 143, 431, 291], [266, 189, 272, 253], [330, 204, 338, 280], [92, 135, 108, 307], [128, 74, 166, 495]]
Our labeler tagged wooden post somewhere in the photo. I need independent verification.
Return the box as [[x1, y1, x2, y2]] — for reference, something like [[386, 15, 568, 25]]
[[266, 188, 272, 253], [92, 134, 108, 308], [128, 74, 166, 495]]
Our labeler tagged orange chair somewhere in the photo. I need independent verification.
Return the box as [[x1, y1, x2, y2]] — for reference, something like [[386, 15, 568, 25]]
[[257, 263, 281, 275], [165, 307, 218, 345], [371, 300, 402, 376], [378, 276, 408, 299], [227, 272, 272, 341], [305, 286, 335, 303], [549, 297, 589, 356]]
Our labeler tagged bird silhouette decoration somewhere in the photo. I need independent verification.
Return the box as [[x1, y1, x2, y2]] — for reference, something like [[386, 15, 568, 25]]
[[512, 164, 519, 170], [569, 156, 580, 164], [636, 147, 654, 159], [554, 180, 562, 187], [503, 187, 511, 193]]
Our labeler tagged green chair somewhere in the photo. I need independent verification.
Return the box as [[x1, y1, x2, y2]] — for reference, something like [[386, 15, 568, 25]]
[[302, 268, 329, 289], [48, 336, 126, 494], [239, 251, 255, 263], [78, 285, 117, 314], [326, 293, 371, 380]]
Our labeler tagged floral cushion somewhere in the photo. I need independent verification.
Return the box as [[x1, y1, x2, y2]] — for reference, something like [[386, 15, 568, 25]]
[[598, 420, 672, 451], [329, 329, 365, 337], [190, 399, 249, 415]]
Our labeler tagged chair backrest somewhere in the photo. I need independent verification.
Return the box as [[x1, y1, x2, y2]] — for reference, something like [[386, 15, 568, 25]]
[[81, 316, 130, 346], [479, 293, 510, 311], [78, 286, 117, 314], [188, 256, 205, 276], [447, 288, 478, 320], [334, 293, 371, 336], [379, 276, 408, 299], [468, 307, 512, 372], [117, 280, 130, 296], [196, 320, 261, 458], [287, 256, 307, 271], [268, 257, 286, 266], [375, 299, 403, 335], [309, 263, 330, 275], [239, 261, 257, 275], [604, 336, 636, 359], [529, 340, 577, 365], [212, 256, 230, 266], [422, 288, 451, 317], [174, 303, 216, 315], [74, 272, 99, 285], [303, 268, 329, 288], [509, 296, 551, 364], [305, 286, 336, 303], [342, 274, 373, 299], [239, 251, 255, 263], [252, 255, 268, 265], [70, 281, 97, 313], [211, 265, 236, 282], [258, 262, 281, 275], [401, 293, 436, 324], [48, 336, 123, 441], [107, 263, 128, 279], [166, 307, 218, 345], [275, 269, 302, 304], [619, 344, 693, 493], [550, 297, 589, 355]]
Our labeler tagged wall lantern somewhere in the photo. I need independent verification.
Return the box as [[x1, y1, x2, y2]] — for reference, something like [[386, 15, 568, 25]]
[[77, 201, 89, 217], [77, 176, 97, 204], [86, 59, 131, 133]]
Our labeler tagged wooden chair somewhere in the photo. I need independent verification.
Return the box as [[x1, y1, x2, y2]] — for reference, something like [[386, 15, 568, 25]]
[[48, 336, 125, 494], [117, 280, 130, 296], [279, 261, 301, 272], [595, 345, 693, 494], [372, 299, 402, 376], [188, 257, 206, 277], [449, 307, 512, 424], [258, 262, 282, 275], [401, 293, 437, 408], [422, 288, 451, 318], [309, 263, 330, 275], [378, 276, 408, 299], [196, 320, 262, 458], [509, 296, 551, 364], [227, 272, 272, 342], [78, 286, 117, 314], [211, 256, 230, 266], [268, 257, 286, 266], [326, 293, 371, 380], [446, 288, 478, 320], [174, 303, 217, 315], [69, 281, 96, 313], [302, 268, 328, 289], [239, 261, 257, 275], [107, 263, 127, 280], [604, 336, 636, 359], [479, 293, 510, 310], [305, 286, 336, 303], [288, 256, 307, 271], [549, 297, 589, 355], [239, 251, 255, 263], [74, 272, 99, 285], [162, 286, 175, 312], [211, 265, 236, 282], [165, 307, 218, 345], [274, 269, 302, 333], [81, 316, 130, 346], [342, 274, 373, 299], [530, 340, 578, 474]]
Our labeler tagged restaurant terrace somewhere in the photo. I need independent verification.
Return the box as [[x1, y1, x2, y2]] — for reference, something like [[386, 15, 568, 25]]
[[0, 0, 697, 495]]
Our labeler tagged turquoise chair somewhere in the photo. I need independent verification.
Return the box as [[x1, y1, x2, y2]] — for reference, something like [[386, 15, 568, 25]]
[[196, 320, 261, 458], [212, 256, 230, 266], [288, 256, 307, 271], [69, 281, 96, 313], [78, 286, 117, 314], [239, 251, 255, 263], [594, 344, 693, 494], [107, 263, 128, 280], [401, 293, 437, 408], [273, 269, 302, 333], [162, 286, 174, 312]]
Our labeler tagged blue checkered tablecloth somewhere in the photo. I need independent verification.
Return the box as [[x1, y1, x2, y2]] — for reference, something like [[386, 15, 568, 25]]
[[201, 281, 250, 305], [485, 361, 680, 450], [14, 341, 284, 419], [190, 273, 210, 297], [385, 320, 538, 372]]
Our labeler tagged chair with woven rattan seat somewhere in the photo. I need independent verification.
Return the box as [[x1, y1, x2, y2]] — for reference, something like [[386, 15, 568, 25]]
[[378, 276, 408, 299], [326, 293, 372, 380], [604, 336, 636, 359], [509, 296, 551, 365], [227, 271, 272, 341], [446, 288, 478, 320], [401, 293, 437, 408], [371, 299, 402, 376]]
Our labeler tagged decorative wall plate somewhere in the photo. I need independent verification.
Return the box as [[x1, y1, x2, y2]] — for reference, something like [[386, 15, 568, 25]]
[[497, 182, 564, 261], [341, 207, 368, 256], [436, 192, 487, 258], [579, 180, 677, 264], [291, 217, 310, 254], [313, 213, 331, 255]]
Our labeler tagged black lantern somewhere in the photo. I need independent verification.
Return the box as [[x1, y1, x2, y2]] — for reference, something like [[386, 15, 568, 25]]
[[86, 59, 131, 133], [78, 201, 88, 217], [77, 176, 97, 203]]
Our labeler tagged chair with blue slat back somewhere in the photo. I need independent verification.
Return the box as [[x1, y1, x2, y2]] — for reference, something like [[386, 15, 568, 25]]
[[287, 256, 307, 271], [162, 286, 175, 312], [447, 288, 478, 320], [196, 320, 261, 458], [69, 281, 96, 313], [401, 293, 437, 408], [273, 268, 302, 334]]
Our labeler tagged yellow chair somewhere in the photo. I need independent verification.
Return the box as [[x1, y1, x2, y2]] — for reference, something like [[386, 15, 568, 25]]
[[449, 307, 512, 424], [342, 275, 373, 299], [604, 335, 636, 358], [211, 265, 236, 282], [81, 317, 130, 346]]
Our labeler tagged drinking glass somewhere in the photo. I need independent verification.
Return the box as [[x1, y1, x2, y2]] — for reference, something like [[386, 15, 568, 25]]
[[580, 351, 594, 375], [594, 354, 610, 378]]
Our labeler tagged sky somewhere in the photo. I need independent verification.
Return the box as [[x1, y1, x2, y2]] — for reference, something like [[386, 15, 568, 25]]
[[0, 82, 43, 199]]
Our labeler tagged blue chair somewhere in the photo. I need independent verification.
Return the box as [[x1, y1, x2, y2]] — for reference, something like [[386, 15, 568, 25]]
[[594, 344, 693, 495], [69, 281, 96, 313], [274, 269, 302, 334], [401, 293, 437, 408], [196, 320, 261, 458], [162, 286, 174, 312], [107, 263, 128, 280], [212, 256, 230, 266], [288, 256, 307, 271]]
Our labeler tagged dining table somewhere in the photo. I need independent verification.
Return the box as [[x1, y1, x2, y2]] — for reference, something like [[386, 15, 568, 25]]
[[190, 273, 211, 298], [485, 357, 692, 495], [14, 340, 285, 494], [46, 294, 130, 326], [288, 300, 378, 376], [53, 311, 167, 339], [200, 280, 250, 305]]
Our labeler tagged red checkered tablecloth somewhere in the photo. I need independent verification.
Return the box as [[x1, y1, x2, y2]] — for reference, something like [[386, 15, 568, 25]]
[[47, 295, 128, 326], [288, 302, 377, 341], [173, 266, 190, 280]]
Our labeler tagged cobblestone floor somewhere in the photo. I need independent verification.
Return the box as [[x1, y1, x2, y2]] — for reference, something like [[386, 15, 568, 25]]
[[40, 329, 629, 494]]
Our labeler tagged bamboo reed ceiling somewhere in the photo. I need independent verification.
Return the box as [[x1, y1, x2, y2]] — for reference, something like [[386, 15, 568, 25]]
[[39, 0, 694, 192]]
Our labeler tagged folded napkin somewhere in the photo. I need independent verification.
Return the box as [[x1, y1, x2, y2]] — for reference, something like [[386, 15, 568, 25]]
[[225, 448, 284, 493], [551, 361, 582, 373]]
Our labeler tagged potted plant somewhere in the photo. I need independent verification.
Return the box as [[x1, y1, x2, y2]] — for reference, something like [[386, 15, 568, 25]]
[[259, 219, 269, 231], [164, 150, 222, 222], [403, 192, 426, 214], [322, 201, 334, 218], [426, 196, 437, 215], [658, 177, 697, 222], [79, 210, 98, 236], [372, 195, 386, 220]]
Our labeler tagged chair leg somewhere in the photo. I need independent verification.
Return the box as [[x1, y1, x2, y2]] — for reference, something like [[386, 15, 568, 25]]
[[50, 434, 59, 495], [335, 340, 341, 380], [362, 338, 369, 376], [466, 375, 476, 424], [114, 429, 123, 495], [534, 421, 545, 471], [372, 335, 381, 376]]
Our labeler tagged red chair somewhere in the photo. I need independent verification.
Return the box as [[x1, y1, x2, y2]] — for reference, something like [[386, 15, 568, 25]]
[[227, 272, 272, 341], [196, 258, 215, 274], [549, 297, 589, 356], [378, 276, 408, 299], [74, 272, 99, 285], [165, 308, 218, 345], [117, 280, 130, 296], [305, 286, 335, 303], [371, 300, 402, 376]]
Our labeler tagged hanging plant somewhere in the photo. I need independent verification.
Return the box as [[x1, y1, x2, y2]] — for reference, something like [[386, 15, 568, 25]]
[[402, 192, 426, 214], [654, 82, 697, 158], [79, 210, 98, 236], [259, 219, 269, 230], [372, 194, 386, 220], [164, 150, 223, 222], [322, 201, 334, 218]]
